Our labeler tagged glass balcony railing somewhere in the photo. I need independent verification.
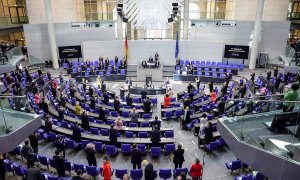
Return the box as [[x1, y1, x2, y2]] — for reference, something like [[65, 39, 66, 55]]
[[0, 16, 28, 25], [288, 12, 300, 20], [5, 46, 24, 65], [221, 97, 300, 164], [0, 95, 38, 136]]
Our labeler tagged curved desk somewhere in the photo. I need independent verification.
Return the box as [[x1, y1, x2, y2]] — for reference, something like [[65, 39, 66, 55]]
[[129, 86, 166, 95]]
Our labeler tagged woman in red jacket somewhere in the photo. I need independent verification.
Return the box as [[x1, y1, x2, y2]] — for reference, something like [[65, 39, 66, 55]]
[[164, 94, 171, 108], [190, 158, 203, 180]]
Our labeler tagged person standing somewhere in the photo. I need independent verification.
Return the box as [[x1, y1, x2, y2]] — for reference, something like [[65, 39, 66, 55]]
[[81, 111, 90, 131], [150, 126, 161, 147], [114, 117, 123, 131], [151, 115, 161, 130], [195, 77, 200, 90], [108, 124, 118, 146], [29, 132, 39, 153], [173, 144, 185, 169], [189, 158, 203, 180], [142, 160, 156, 180], [210, 90, 216, 103], [130, 108, 139, 123], [218, 97, 225, 116], [164, 94, 171, 108], [103, 92, 109, 105], [72, 122, 81, 143], [187, 82, 193, 93], [283, 84, 299, 112], [90, 96, 96, 110], [114, 96, 121, 113], [143, 97, 152, 113], [22, 140, 35, 168], [182, 107, 191, 130], [126, 93, 133, 107], [102, 156, 112, 180], [250, 71, 255, 82], [75, 101, 81, 116], [274, 66, 278, 78], [0, 154, 5, 180], [141, 88, 147, 100], [27, 166, 43, 180], [207, 81, 213, 93], [53, 149, 65, 178], [131, 144, 142, 169], [119, 86, 125, 100], [85, 143, 97, 166], [266, 70, 271, 81], [204, 122, 214, 145], [58, 106, 65, 121], [99, 107, 107, 123]]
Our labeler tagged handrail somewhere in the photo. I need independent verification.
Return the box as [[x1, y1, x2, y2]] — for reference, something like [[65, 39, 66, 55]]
[[0, 95, 26, 98], [228, 98, 300, 103]]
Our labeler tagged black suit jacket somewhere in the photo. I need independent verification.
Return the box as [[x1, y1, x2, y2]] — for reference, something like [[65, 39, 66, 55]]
[[141, 90, 147, 99], [27, 167, 43, 180], [151, 129, 161, 143], [131, 149, 142, 164], [99, 109, 106, 121], [173, 149, 185, 163], [103, 93, 109, 104], [109, 128, 118, 142], [53, 155, 65, 170], [126, 96, 133, 106], [72, 126, 81, 142], [81, 114, 89, 125], [85, 147, 96, 163], [143, 100, 151, 113], [114, 100, 120, 110]]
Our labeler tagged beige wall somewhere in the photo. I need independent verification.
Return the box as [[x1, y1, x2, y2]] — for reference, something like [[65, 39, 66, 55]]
[[235, 0, 289, 21], [26, 0, 85, 24]]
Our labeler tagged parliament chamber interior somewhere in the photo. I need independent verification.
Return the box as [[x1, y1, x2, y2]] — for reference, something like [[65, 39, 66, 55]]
[[1, 0, 300, 180]]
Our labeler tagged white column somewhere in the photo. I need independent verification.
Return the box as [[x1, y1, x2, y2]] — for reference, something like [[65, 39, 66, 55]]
[[117, 14, 123, 40], [249, 0, 265, 70], [44, 0, 59, 69], [183, 0, 190, 40]]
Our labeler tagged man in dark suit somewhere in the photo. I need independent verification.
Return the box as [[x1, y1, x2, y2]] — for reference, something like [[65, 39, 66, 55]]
[[82, 79, 87, 92], [85, 143, 97, 166], [22, 140, 34, 168], [88, 86, 94, 97], [151, 115, 161, 130], [187, 82, 193, 93], [108, 124, 118, 146], [103, 92, 109, 105], [53, 149, 65, 178], [54, 136, 66, 158], [101, 81, 106, 92], [29, 132, 39, 153], [81, 111, 90, 131], [130, 144, 142, 169], [150, 126, 161, 147], [72, 122, 81, 143], [58, 106, 65, 121], [204, 122, 214, 145], [126, 93, 133, 107], [99, 107, 107, 123], [27, 166, 43, 180], [141, 87, 147, 100], [114, 96, 121, 113], [143, 97, 151, 114], [173, 144, 185, 169]]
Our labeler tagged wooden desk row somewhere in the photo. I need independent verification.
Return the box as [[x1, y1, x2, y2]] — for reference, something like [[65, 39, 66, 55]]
[[46, 123, 175, 145]]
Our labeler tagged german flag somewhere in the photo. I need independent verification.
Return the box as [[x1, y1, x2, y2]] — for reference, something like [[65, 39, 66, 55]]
[[125, 34, 128, 63]]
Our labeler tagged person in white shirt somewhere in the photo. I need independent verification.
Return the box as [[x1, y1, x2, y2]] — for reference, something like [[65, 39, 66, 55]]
[[199, 113, 208, 135]]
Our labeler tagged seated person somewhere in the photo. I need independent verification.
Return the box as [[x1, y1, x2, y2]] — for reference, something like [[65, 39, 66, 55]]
[[112, 66, 117, 74], [148, 56, 154, 62], [155, 59, 160, 68], [155, 53, 159, 60], [142, 61, 147, 68], [147, 81, 152, 88]]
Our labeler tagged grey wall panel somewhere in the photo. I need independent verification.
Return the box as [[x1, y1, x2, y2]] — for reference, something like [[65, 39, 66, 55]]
[[24, 21, 290, 66], [23, 23, 115, 61]]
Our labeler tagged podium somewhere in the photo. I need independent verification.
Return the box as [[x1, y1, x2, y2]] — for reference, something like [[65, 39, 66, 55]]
[[146, 75, 152, 85], [137, 66, 163, 81]]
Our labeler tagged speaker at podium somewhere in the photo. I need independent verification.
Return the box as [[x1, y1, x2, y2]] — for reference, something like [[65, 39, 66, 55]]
[[146, 75, 152, 87]]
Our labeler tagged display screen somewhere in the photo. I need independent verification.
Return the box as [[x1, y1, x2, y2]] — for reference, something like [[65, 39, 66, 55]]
[[224, 45, 249, 59], [58, 45, 82, 59]]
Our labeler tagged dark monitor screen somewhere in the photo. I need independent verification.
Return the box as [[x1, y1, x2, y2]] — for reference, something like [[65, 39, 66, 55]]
[[58, 45, 82, 59], [224, 45, 249, 59]]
